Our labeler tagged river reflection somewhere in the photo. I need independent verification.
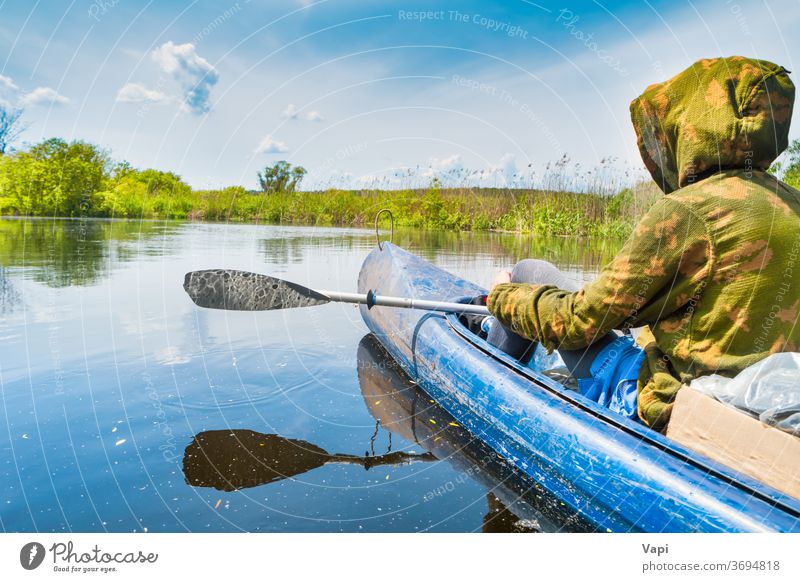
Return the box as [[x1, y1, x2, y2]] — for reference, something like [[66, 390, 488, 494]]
[[0, 218, 179, 288], [258, 226, 622, 273], [0, 218, 615, 532], [181, 335, 592, 532]]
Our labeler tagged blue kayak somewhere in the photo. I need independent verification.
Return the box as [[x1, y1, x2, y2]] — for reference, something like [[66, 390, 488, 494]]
[[357, 242, 800, 532]]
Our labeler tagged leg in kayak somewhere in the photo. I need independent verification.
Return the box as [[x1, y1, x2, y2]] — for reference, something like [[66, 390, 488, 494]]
[[487, 259, 643, 422], [487, 259, 616, 378]]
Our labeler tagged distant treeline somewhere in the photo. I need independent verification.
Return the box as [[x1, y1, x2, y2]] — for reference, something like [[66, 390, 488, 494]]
[[2, 137, 798, 237]]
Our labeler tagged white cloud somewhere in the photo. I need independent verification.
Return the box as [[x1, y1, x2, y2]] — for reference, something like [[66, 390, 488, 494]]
[[0, 75, 67, 111], [255, 135, 289, 154], [487, 153, 518, 185], [420, 154, 464, 184], [19, 87, 69, 107], [283, 104, 324, 121], [431, 154, 463, 172], [0, 74, 18, 92], [282, 103, 299, 119], [415, 153, 518, 186], [151, 41, 218, 114], [116, 83, 168, 103], [326, 153, 520, 190]]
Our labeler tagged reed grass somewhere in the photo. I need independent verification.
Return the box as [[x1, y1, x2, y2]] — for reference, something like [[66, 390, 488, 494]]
[[185, 181, 661, 238]]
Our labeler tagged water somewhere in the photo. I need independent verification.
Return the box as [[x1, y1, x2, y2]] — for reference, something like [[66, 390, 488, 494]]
[[0, 218, 621, 532]]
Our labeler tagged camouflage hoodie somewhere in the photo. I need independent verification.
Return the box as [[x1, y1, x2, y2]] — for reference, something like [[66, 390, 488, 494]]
[[488, 56, 798, 431]]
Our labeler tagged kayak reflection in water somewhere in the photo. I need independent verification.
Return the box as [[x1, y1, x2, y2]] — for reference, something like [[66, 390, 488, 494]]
[[487, 56, 800, 433], [356, 334, 592, 533], [183, 430, 435, 492]]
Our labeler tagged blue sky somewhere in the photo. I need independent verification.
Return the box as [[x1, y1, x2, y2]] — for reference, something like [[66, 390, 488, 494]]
[[1, 0, 799, 189]]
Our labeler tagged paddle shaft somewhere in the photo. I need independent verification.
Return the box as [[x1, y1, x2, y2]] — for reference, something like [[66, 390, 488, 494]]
[[318, 289, 490, 316]]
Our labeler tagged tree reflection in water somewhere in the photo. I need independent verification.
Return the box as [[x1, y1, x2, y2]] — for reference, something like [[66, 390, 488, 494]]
[[0, 218, 176, 288]]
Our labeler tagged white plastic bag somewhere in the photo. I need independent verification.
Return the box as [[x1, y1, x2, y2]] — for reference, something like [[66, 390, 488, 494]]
[[689, 353, 800, 435]]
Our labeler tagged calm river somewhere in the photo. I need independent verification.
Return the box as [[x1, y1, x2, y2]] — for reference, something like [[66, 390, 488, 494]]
[[0, 218, 622, 532]]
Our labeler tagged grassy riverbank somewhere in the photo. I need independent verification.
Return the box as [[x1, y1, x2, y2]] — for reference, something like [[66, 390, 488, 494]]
[[0, 180, 661, 238], [3, 135, 800, 238], [0, 136, 654, 237], [186, 182, 661, 237]]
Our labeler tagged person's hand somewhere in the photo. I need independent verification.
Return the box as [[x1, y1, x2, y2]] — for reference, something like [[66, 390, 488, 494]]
[[490, 270, 512, 291]]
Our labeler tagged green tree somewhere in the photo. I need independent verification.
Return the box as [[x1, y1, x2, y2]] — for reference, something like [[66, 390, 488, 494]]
[[769, 138, 800, 189], [257, 160, 307, 194], [0, 138, 110, 215], [781, 139, 800, 190]]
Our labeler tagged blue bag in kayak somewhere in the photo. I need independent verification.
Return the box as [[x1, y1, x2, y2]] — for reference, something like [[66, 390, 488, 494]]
[[577, 335, 645, 421]]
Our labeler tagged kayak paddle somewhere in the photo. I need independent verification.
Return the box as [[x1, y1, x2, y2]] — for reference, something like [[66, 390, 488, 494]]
[[183, 269, 490, 315]]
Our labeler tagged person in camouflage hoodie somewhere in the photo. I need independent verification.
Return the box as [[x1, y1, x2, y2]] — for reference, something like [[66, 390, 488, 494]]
[[487, 56, 798, 432]]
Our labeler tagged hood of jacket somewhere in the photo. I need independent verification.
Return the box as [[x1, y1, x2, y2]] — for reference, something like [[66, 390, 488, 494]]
[[630, 56, 794, 193]]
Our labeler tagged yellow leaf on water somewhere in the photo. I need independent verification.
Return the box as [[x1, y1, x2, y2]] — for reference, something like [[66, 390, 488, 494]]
[[214, 499, 221, 509]]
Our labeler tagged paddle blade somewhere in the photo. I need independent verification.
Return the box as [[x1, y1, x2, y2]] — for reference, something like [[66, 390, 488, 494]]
[[183, 269, 330, 311]]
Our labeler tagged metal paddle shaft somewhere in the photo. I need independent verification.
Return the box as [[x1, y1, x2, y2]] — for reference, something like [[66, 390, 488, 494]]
[[183, 269, 490, 315], [319, 289, 490, 315]]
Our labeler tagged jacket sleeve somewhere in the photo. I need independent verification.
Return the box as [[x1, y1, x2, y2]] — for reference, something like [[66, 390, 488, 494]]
[[487, 197, 713, 351]]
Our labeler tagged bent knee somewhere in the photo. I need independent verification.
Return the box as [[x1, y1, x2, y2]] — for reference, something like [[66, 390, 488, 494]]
[[511, 259, 580, 291], [511, 259, 561, 284]]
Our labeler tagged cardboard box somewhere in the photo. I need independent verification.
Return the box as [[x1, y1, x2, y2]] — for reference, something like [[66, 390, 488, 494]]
[[666, 386, 800, 499]]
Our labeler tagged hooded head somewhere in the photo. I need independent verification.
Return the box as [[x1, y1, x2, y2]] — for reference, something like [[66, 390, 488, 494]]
[[630, 56, 795, 193]]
